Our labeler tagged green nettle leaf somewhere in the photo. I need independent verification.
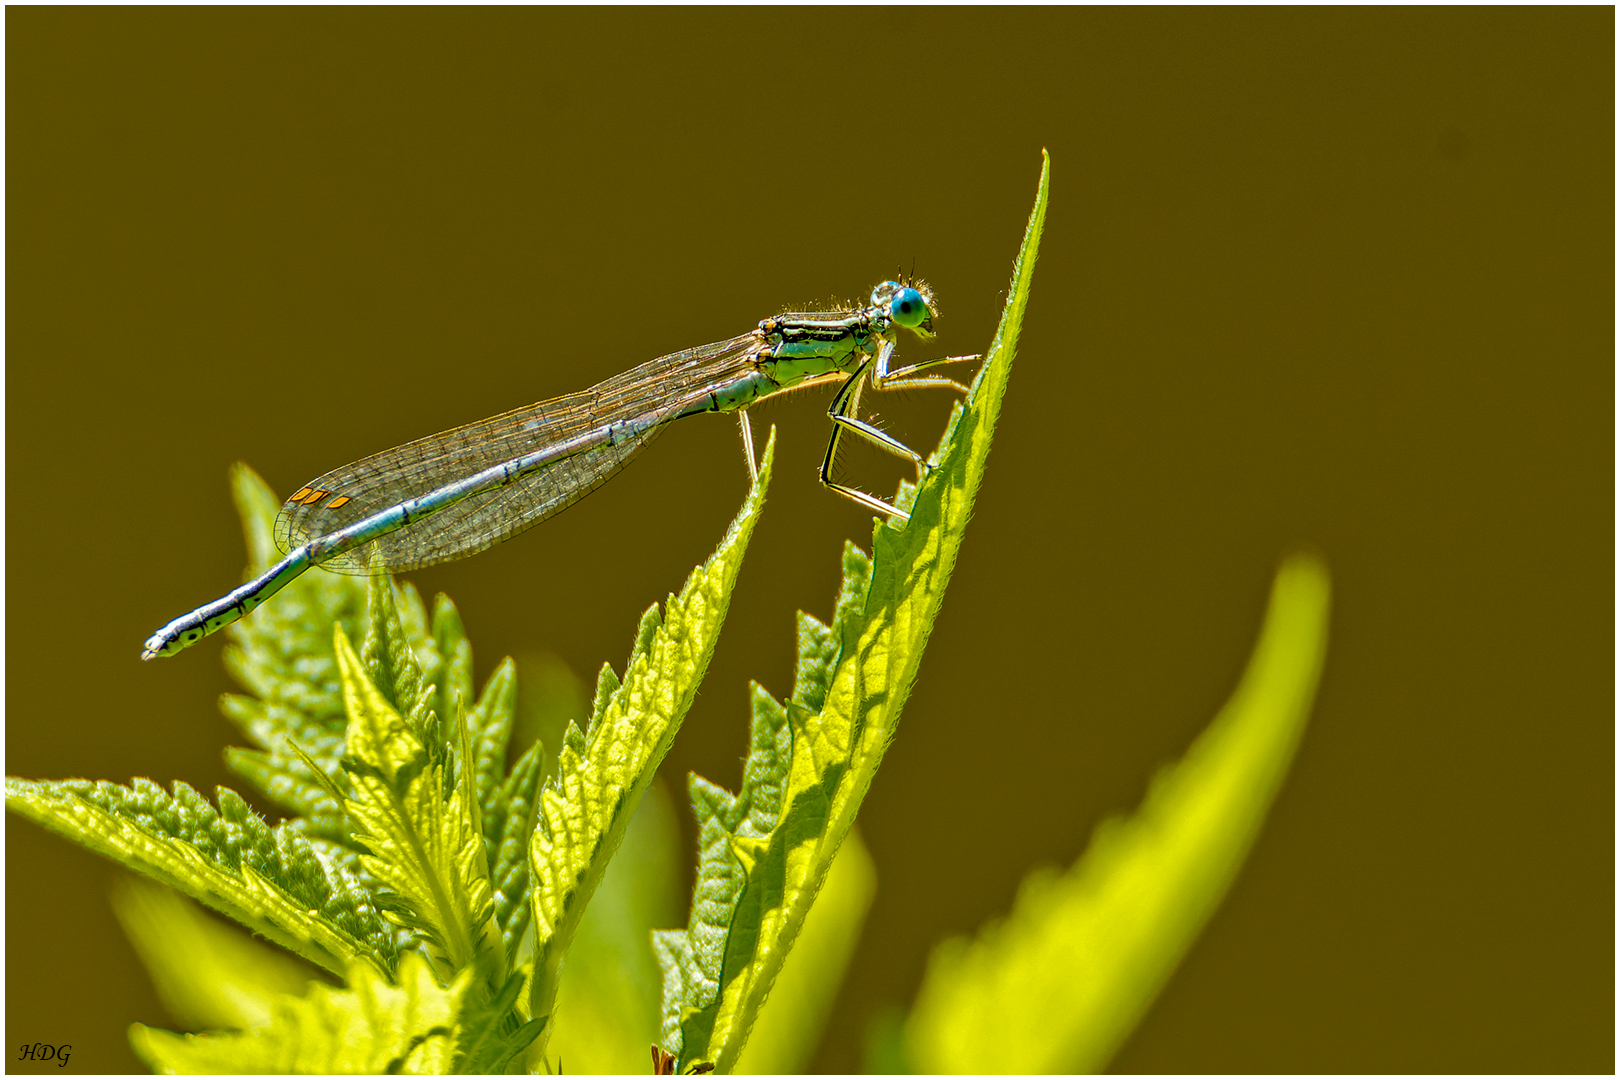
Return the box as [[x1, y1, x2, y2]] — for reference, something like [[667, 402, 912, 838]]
[[651, 550, 866, 1070], [903, 555, 1333, 1073], [489, 739, 546, 960], [218, 465, 465, 852], [5, 773, 399, 976], [333, 627, 503, 983], [450, 966, 548, 1075], [654, 152, 1050, 1073], [219, 462, 370, 718], [524, 431, 777, 1066], [358, 573, 439, 741], [11, 403, 779, 1073], [213, 468, 524, 977], [129, 953, 470, 1074], [732, 828, 877, 1075]]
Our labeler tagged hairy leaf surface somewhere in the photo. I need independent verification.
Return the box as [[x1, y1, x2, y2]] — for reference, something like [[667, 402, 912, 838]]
[[5, 775, 396, 975], [334, 628, 503, 982]]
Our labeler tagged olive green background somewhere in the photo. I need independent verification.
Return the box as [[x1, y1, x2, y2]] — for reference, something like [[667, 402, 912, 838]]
[[7, 8, 1611, 1073]]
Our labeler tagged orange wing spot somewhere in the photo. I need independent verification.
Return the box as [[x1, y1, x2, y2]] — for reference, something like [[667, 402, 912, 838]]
[[305, 489, 330, 504], [325, 495, 351, 509], [289, 487, 313, 504]]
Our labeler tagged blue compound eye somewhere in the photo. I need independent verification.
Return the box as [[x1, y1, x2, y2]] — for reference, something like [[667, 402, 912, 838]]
[[889, 286, 928, 328]]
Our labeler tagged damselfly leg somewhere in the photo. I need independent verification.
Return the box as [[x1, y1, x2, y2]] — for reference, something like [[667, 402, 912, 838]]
[[738, 411, 759, 484], [818, 345, 982, 520]]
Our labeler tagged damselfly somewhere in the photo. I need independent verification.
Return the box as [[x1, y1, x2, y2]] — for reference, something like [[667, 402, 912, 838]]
[[142, 279, 978, 660]]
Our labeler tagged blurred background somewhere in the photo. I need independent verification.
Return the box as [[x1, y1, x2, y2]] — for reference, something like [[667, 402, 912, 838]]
[[6, 8, 1611, 1072]]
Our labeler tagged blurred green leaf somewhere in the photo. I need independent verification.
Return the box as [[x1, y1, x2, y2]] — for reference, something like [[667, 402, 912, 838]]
[[548, 779, 683, 1073], [112, 876, 326, 1033], [904, 554, 1332, 1073], [513, 649, 590, 774], [129, 954, 469, 1074]]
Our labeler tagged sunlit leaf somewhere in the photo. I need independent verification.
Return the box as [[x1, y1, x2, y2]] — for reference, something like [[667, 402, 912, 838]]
[[655, 152, 1050, 1073], [5, 775, 396, 976], [334, 628, 502, 981], [734, 829, 876, 1074]]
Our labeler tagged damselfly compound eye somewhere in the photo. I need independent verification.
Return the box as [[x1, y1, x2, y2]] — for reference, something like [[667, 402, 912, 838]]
[[870, 280, 901, 306], [889, 286, 928, 328]]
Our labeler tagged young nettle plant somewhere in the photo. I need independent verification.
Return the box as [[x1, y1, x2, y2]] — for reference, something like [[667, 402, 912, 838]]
[[10, 157, 1049, 1071], [9, 155, 1332, 1074]]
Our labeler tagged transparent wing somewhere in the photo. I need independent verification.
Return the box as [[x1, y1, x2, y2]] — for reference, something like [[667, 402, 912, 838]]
[[274, 332, 762, 574]]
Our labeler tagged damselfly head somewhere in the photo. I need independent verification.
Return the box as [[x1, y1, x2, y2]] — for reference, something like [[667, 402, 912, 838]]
[[871, 279, 937, 338]]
